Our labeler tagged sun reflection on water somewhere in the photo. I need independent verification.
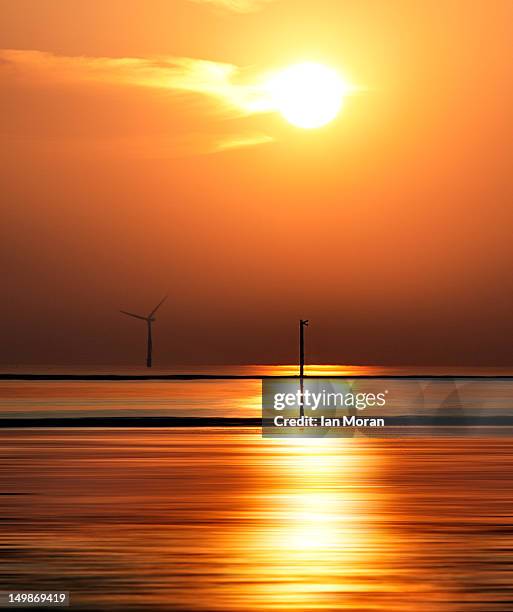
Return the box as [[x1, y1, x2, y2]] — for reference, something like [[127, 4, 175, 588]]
[[1, 426, 509, 610], [225, 437, 395, 611]]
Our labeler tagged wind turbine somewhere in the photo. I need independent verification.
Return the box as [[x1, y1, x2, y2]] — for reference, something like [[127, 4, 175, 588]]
[[120, 296, 167, 368]]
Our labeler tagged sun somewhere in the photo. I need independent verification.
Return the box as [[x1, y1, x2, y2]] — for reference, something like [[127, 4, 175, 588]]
[[266, 62, 347, 129]]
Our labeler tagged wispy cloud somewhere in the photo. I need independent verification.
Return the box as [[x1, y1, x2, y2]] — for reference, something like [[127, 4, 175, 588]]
[[216, 133, 274, 151], [0, 49, 272, 117], [188, 0, 273, 13], [0, 49, 276, 154]]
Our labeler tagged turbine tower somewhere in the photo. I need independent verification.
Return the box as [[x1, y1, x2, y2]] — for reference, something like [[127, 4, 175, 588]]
[[120, 296, 167, 368]]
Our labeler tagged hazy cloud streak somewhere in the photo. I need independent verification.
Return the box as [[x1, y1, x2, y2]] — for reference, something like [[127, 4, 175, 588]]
[[0, 49, 275, 154], [188, 0, 273, 13], [0, 49, 272, 117]]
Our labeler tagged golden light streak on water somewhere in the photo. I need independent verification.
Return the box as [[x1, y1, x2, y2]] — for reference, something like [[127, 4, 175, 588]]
[[1, 367, 513, 609], [1, 429, 513, 610]]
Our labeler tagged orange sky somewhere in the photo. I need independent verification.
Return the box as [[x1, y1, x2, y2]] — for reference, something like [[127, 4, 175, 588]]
[[2, 0, 513, 366]]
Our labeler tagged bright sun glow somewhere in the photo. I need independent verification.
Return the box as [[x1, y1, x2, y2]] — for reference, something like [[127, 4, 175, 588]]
[[266, 62, 347, 129]]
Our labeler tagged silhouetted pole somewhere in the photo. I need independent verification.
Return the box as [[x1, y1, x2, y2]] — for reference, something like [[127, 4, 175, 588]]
[[147, 321, 153, 368], [299, 319, 309, 417]]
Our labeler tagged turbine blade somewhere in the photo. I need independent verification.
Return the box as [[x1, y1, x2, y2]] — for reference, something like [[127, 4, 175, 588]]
[[120, 310, 148, 321], [148, 295, 167, 318]]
